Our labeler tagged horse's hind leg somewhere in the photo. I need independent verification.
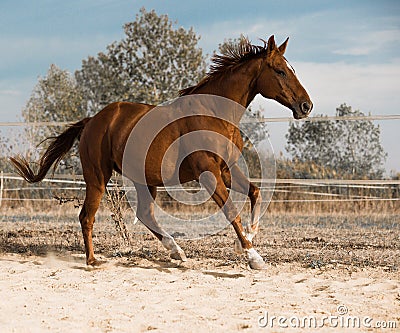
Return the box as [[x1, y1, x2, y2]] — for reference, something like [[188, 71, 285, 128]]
[[79, 164, 111, 266], [79, 184, 105, 266], [135, 183, 187, 261]]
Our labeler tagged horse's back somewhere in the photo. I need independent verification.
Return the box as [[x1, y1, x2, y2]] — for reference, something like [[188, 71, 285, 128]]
[[79, 101, 155, 175]]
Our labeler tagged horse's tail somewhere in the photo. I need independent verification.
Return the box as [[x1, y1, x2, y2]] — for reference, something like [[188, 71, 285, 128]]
[[9, 117, 92, 183]]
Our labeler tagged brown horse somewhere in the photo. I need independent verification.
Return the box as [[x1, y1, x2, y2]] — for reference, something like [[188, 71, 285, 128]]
[[10, 36, 312, 269]]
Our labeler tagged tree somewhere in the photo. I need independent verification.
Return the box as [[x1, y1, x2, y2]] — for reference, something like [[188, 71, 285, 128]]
[[20, 8, 207, 174], [241, 105, 269, 148], [0, 135, 13, 172], [76, 8, 206, 114], [285, 103, 387, 178], [21, 64, 85, 173]]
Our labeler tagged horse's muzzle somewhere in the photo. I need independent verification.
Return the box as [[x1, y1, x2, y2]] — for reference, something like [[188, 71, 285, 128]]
[[294, 101, 313, 119]]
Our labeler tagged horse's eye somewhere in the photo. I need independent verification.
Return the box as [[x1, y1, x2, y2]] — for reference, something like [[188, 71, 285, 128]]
[[275, 69, 286, 77]]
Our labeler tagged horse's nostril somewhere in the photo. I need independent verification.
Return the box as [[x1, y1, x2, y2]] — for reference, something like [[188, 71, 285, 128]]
[[301, 102, 312, 114]]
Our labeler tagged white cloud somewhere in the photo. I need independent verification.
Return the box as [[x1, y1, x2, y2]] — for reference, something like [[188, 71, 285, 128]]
[[194, 7, 400, 67], [1, 5, 399, 171], [298, 60, 400, 172], [0, 89, 21, 96], [0, 34, 120, 74], [333, 29, 400, 56], [251, 60, 400, 172], [293, 59, 400, 115], [0, 78, 36, 122], [196, 18, 291, 54]]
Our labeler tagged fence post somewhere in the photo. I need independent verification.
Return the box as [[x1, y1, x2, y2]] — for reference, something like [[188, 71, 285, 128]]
[[0, 171, 3, 208]]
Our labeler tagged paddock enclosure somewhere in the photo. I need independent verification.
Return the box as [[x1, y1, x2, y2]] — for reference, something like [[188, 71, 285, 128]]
[[1, 114, 399, 267], [1, 116, 399, 332]]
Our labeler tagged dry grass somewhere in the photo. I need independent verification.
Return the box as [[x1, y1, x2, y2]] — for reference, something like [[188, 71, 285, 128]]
[[1, 204, 398, 272]]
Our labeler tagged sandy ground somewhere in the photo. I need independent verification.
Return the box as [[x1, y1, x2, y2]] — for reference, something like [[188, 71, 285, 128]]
[[0, 253, 398, 332], [0, 212, 399, 332]]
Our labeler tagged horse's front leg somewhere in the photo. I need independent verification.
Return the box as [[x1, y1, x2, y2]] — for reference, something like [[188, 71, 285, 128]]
[[200, 165, 265, 270], [221, 164, 262, 254]]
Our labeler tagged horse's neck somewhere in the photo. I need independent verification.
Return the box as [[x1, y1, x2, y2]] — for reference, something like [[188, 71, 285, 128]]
[[195, 59, 261, 108]]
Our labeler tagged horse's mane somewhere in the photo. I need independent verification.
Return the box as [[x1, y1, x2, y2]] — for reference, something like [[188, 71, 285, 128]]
[[179, 37, 268, 96]]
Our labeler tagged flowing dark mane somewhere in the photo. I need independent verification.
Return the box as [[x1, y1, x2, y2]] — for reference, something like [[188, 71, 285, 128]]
[[179, 38, 268, 96]]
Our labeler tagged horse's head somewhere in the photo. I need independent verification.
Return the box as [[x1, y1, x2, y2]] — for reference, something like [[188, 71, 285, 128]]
[[256, 35, 313, 119]]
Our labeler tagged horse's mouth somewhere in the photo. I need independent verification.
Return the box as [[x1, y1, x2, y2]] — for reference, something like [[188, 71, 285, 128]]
[[293, 111, 308, 120]]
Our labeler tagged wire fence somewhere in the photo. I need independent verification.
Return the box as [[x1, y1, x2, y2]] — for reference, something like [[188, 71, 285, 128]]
[[1, 115, 399, 211], [1, 173, 399, 208], [1, 114, 400, 127]]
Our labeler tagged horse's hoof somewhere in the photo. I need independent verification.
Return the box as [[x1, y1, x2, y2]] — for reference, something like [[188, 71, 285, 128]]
[[234, 239, 244, 254], [87, 258, 104, 267], [248, 259, 266, 270], [170, 250, 187, 262], [246, 248, 266, 270]]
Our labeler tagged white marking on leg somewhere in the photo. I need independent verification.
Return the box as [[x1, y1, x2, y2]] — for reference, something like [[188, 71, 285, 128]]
[[243, 221, 258, 242], [246, 248, 263, 262], [234, 231, 255, 254], [246, 232, 255, 242], [245, 248, 265, 270], [162, 236, 187, 261]]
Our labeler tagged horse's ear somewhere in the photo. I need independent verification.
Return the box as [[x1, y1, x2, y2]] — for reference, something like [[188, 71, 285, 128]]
[[278, 37, 289, 55], [267, 35, 277, 54]]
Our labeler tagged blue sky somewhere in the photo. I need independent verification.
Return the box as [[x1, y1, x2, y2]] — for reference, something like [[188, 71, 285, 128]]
[[0, 0, 399, 172]]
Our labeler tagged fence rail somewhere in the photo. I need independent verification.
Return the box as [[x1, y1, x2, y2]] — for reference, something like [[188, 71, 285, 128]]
[[1, 115, 399, 208], [1, 114, 400, 127], [1, 173, 399, 206], [2, 173, 400, 185]]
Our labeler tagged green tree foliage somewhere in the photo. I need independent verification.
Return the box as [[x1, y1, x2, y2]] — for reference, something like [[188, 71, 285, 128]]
[[0, 135, 13, 172], [240, 106, 271, 179], [285, 103, 387, 178], [277, 158, 339, 179], [241, 106, 269, 148], [21, 64, 85, 172], [17, 8, 207, 174], [76, 8, 206, 114]]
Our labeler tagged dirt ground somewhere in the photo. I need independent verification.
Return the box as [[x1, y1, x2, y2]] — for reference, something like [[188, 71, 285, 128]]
[[0, 210, 399, 332]]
